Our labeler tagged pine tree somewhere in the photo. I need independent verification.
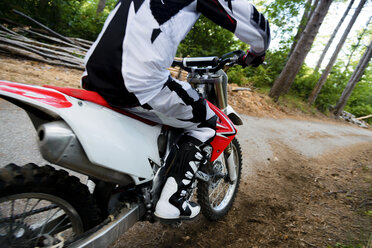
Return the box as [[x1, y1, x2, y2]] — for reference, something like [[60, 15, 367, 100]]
[[314, 0, 355, 72], [333, 39, 372, 117], [308, 0, 367, 105]]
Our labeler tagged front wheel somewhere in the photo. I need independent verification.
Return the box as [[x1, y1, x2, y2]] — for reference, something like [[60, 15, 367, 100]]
[[197, 138, 242, 221]]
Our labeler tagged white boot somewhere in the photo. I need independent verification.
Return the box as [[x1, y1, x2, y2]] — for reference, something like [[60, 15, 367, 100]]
[[154, 138, 211, 220], [154, 177, 200, 220]]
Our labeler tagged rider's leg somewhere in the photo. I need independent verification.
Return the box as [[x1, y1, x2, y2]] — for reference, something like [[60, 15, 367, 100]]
[[125, 77, 217, 219], [154, 136, 212, 219]]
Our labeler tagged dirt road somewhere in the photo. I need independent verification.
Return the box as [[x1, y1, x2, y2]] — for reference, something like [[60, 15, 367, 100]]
[[0, 99, 371, 247]]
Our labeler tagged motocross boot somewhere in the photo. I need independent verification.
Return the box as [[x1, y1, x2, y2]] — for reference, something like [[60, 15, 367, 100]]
[[154, 137, 211, 221]]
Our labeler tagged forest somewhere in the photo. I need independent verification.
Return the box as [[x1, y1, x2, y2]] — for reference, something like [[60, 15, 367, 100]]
[[0, 0, 371, 123]]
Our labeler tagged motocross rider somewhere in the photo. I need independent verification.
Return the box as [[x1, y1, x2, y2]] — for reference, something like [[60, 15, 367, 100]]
[[82, 0, 270, 221]]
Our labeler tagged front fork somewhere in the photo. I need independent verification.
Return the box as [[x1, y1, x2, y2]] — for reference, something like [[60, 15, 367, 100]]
[[225, 143, 237, 183], [195, 143, 237, 184]]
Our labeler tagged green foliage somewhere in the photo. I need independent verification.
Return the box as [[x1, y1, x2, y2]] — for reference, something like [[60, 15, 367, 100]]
[[313, 68, 349, 112], [226, 49, 288, 88], [291, 67, 320, 99], [177, 16, 243, 57], [291, 63, 349, 111], [290, 60, 372, 122], [254, 0, 308, 49], [226, 66, 250, 86], [344, 79, 372, 124]]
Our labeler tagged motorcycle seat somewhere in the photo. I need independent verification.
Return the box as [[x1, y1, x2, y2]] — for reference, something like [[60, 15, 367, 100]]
[[43, 85, 157, 126]]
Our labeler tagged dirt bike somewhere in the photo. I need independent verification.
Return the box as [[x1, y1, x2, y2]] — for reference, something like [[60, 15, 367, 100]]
[[0, 50, 245, 248]]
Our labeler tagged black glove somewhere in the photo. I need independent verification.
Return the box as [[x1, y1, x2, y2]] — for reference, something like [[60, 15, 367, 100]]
[[238, 50, 265, 68]]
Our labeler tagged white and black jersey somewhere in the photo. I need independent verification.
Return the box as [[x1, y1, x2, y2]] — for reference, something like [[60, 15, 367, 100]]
[[82, 0, 271, 108]]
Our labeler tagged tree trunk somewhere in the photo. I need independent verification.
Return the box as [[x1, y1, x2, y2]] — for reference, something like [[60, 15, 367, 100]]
[[345, 15, 371, 71], [269, 0, 334, 100], [308, 0, 320, 18], [314, 0, 355, 72], [287, 0, 314, 58], [308, 0, 367, 105], [288, 0, 320, 59], [97, 0, 107, 14], [333, 39, 372, 117]]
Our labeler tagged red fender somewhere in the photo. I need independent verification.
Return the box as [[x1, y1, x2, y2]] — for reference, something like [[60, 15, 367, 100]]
[[0, 81, 72, 108]]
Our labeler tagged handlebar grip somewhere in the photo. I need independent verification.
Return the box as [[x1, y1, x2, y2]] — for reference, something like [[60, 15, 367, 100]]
[[171, 60, 183, 67]]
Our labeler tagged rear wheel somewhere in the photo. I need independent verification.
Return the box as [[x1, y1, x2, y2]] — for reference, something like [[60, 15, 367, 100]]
[[197, 138, 242, 221], [0, 163, 101, 247]]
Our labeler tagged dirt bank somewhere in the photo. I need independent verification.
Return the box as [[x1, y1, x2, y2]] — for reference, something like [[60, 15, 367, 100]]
[[112, 143, 372, 248]]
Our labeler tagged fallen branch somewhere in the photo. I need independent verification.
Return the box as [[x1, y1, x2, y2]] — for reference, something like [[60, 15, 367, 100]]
[[71, 40, 91, 49], [232, 87, 252, 92], [0, 32, 85, 57], [0, 44, 84, 70], [0, 17, 24, 27], [0, 37, 83, 66], [0, 24, 19, 36], [0, 33, 83, 60], [12, 9, 78, 46], [71, 37, 93, 45], [69, 37, 93, 49], [21, 28, 88, 52], [356, 115, 372, 120]]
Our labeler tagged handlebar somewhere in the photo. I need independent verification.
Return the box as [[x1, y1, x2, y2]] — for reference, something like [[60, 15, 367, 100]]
[[172, 50, 245, 73]]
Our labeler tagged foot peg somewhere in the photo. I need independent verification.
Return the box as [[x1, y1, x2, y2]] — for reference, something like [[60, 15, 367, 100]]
[[195, 170, 210, 182]]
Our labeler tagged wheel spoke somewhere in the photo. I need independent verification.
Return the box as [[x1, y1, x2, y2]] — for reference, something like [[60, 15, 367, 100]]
[[211, 184, 222, 206], [30, 199, 41, 213], [35, 208, 62, 245], [209, 180, 221, 199], [47, 215, 70, 235], [49, 223, 72, 236], [20, 198, 31, 224], [8, 200, 15, 243], [26, 222, 73, 244], [0, 204, 58, 223], [28, 214, 70, 237], [211, 184, 227, 207]]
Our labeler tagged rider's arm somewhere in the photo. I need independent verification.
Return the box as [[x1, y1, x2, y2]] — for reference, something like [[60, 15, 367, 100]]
[[196, 0, 271, 56]]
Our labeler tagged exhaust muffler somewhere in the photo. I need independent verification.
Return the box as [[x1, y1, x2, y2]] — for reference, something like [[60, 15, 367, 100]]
[[37, 121, 132, 185]]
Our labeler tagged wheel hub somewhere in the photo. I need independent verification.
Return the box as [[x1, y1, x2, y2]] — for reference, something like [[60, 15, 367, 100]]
[[0, 221, 35, 248]]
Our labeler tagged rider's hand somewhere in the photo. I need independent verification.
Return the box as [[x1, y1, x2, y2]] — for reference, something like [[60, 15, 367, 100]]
[[238, 50, 265, 68]]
